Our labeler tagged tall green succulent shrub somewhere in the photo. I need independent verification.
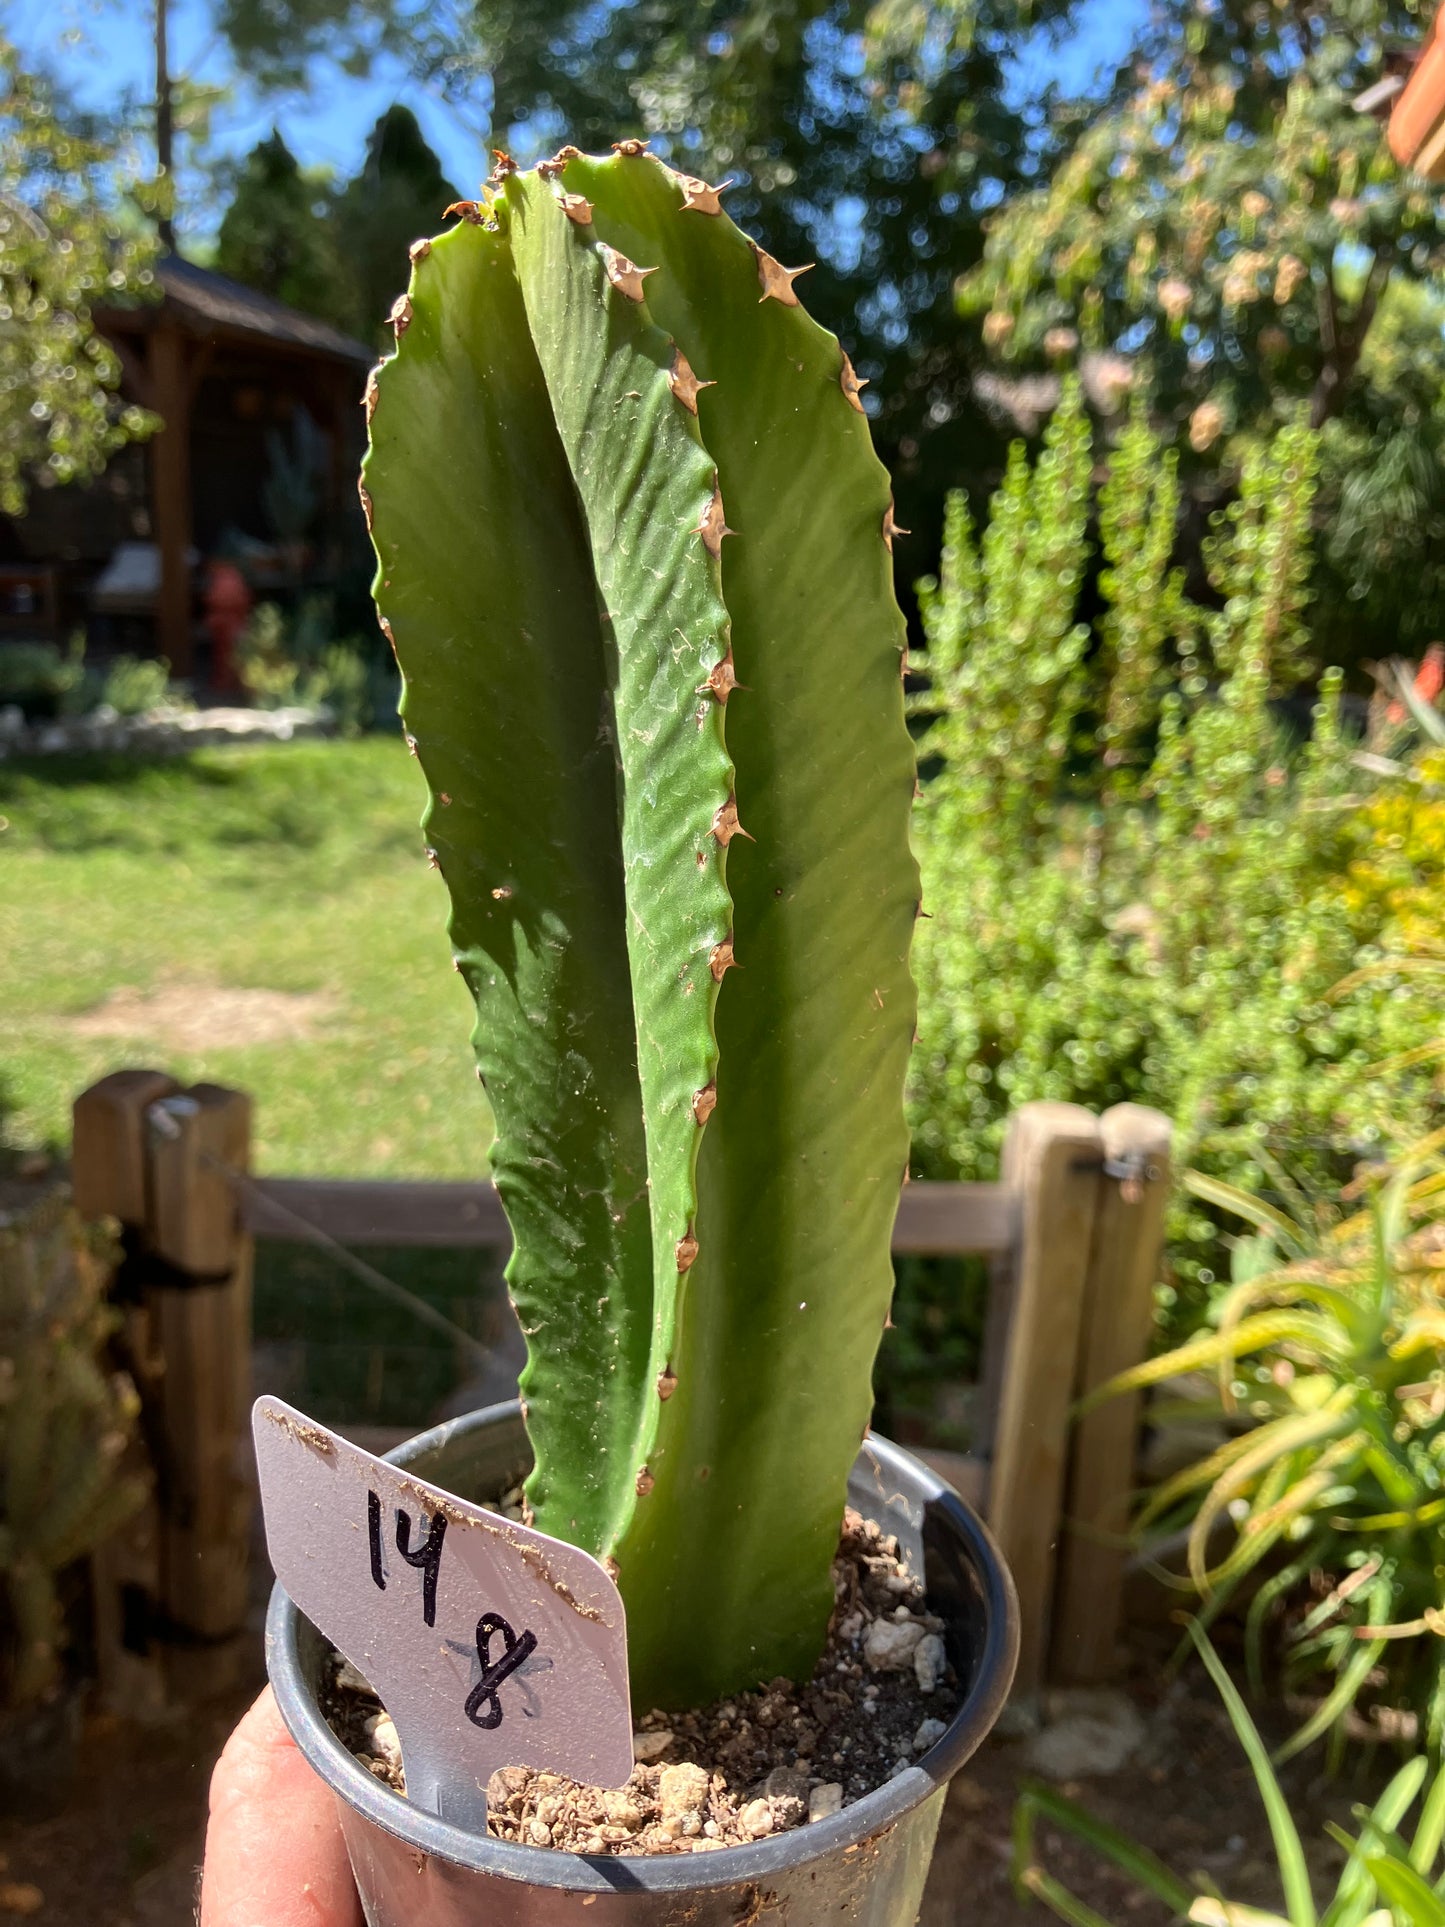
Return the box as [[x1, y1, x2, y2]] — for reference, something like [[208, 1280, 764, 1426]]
[[908, 394, 1439, 1339], [363, 147, 918, 1711]]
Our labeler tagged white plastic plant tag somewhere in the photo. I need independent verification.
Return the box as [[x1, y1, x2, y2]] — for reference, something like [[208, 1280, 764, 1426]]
[[253, 1396, 634, 1833]]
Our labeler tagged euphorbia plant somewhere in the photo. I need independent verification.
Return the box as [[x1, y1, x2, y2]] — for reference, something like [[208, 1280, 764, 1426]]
[[362, 144, 918, 1714]]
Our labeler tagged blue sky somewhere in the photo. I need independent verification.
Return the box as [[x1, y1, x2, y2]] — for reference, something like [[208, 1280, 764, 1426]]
[[10, 0, 1148, 240]]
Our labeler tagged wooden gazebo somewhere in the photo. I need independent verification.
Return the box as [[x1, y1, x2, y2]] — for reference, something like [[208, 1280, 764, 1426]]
[[94, 257, 376, 677]]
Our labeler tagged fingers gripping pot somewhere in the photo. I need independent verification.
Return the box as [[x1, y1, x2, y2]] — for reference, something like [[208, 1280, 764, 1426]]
[[267, 1403, 1019, 1927]]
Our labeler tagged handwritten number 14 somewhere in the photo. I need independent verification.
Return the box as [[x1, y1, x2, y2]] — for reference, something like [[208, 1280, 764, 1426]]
[[368, 1489, 446, 1627]]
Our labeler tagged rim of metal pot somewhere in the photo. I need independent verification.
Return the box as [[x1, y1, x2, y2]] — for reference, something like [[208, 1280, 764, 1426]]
[[266, 1399, 1019, 1896]]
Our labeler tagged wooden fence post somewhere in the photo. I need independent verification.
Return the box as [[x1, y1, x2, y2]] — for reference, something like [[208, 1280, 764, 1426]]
[[1050, 1103, 1172, 1683], [145, 1085, 255, 1640], [986, 1101, 1104, 1698], [72, 1068, 178, 1226], [72, 1070, 176, 1717]]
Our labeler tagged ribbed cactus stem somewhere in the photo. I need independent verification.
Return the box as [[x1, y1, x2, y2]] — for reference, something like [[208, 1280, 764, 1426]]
[[365, 145, 918, 1709]]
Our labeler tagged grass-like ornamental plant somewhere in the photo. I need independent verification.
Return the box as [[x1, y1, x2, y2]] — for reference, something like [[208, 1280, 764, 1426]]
[[361, 145, 918, 1713], [1084, 1140, 1445, 1759], [1014, 1624, 1445, 1927]]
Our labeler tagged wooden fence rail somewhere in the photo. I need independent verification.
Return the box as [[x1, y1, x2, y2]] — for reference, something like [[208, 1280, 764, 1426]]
[[73, 1071, 1170, 1704], [243, 1174, 1018, 1258]]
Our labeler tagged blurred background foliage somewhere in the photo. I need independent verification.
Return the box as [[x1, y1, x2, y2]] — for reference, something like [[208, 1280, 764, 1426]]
[[15, 0, 1445, 656]]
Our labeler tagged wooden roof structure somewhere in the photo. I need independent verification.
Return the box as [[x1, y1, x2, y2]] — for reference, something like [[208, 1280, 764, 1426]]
[[96, 258, 375, 676]]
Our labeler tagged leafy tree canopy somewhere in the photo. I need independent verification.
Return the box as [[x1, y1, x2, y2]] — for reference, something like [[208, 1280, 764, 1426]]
[[0, 36, 159, 518], [214, 107, 457, 341], [962, 2, 1443, 441], [334, 104, 458, 339], [207, 0, 1075, 523], [214, 129, 347, 325]]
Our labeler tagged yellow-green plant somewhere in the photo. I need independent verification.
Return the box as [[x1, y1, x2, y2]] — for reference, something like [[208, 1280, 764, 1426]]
[[0, 1191, 148, 1705], [1085, 1140, 1445, 1759], [1014, 1625, 1445, 1927]]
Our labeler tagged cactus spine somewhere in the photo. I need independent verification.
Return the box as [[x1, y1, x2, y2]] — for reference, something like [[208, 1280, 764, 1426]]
[[364, 146, 918, 1710]]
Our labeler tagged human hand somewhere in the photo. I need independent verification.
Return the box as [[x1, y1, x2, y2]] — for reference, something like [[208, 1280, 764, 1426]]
[[200, 1686, 363, 1927]]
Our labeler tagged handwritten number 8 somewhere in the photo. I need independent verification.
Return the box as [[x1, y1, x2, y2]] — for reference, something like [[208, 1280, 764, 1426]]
[[464, 1612, 538, 1730]]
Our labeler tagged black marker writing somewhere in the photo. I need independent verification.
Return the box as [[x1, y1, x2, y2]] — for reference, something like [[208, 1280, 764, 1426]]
[[395, 1506, 448, 1628], [368, 1489, 385, 1590], [464, 1612, 538, 1731]]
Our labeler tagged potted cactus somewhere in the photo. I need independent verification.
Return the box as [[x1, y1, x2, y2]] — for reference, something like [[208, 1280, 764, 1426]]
[[267, 142, 1017, 1924]]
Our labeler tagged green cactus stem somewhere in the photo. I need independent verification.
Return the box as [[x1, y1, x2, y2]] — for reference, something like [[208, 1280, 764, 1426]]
[[0, 1192, 147, 1705], [364, 145, 918, 1711]]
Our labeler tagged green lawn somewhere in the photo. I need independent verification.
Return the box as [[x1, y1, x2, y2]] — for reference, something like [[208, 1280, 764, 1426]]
[[0, 737, 494, 1176]]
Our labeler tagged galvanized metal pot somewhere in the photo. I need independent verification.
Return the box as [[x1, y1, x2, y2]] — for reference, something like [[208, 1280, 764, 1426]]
[[267, 1401, 1018, 1927]]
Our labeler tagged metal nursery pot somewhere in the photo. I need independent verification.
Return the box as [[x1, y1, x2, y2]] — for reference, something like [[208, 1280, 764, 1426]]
[[267, 1400, 1019, 1927]]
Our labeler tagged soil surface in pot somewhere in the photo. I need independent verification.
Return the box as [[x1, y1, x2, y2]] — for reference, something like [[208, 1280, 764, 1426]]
[[324, 1505, 961, 1856]]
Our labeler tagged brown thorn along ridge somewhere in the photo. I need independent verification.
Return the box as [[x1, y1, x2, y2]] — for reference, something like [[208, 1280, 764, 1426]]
[[709, 934, 738, 981], [882, 500, 911, 551], [601, 245, 658, 303], [602, 1553, 621, 1584], [378, 614, 397, 659], [700, 648, 741, 703], [675, 1228, 700, 1273], [389, 293, 413, 338], [677, 174, 733, 216], [635, 1466, 656, 1497], [839, 353, 869, 412], [363, 369, 379, 427], [751, 242, 813, 306], [656, 1365, 678, 1401], [710, 794, 753, 846], [491, 148, 517, 177], [443, 199, 483, 224], [408, 236, 432, 263], [669, 346, 715, 416], [559, 192, 593, 226], [612, 138, 649, 156], [694, 484, 735, 558], [692, 1080, 717, 1126], [357, 479, 374, 534]]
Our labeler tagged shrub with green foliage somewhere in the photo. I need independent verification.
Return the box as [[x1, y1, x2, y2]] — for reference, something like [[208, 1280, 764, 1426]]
[[237, 600, 372, 735], [908, 383, 1439, 1320], [1091, 1144, 1445, 1760]]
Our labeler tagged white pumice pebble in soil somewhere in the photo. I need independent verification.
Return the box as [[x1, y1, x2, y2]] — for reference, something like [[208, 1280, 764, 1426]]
[[863, 1616, 925, 1671], [808, 1783, 844, 1823], [913, 1718, 948, 1752], [914, 1634, 947, 1694], [740, 1798, 774, 1838], [364, 1712, 401, 1770], [632, 1730, 673, 1762]]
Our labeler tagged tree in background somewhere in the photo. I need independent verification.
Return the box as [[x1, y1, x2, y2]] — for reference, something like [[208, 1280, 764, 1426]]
[[960, 0, 1445, 658], [334, 104, 457, 340], [0, 36, 159, 518], [214, 107, 456, 342], [466, 0, 1072, 531], [215, 129, 347, 326], [200, 0, 1073, 536]]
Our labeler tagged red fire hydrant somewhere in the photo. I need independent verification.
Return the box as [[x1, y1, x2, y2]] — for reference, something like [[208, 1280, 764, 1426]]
[[204, 561, 252, 695]]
